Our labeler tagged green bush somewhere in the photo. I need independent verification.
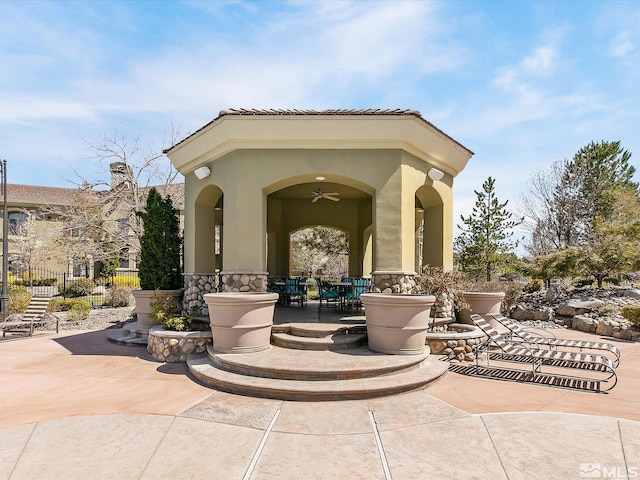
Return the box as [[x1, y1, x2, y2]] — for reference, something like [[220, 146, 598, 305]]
[[523, 279, 543, 293], [621, 306, 640, 326], [8, 285, 31, 313], [162, 316, 194, 331], [68, 301, 91, 321], [50, 297, 90, 312], [105, 287, 132, 307], [14, 277, 57, 287], [60, 278, 95, 297]]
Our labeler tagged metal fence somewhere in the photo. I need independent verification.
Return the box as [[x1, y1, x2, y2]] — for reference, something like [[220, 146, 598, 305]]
[[6, 267, 140, 307]]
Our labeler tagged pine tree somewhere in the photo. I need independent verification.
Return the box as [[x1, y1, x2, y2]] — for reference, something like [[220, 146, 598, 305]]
[[137, 188, 182, 290], [455, 177, 523, 281]]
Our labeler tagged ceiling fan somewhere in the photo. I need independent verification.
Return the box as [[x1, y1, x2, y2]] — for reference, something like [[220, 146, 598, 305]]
[[310, 188, 340, 202]]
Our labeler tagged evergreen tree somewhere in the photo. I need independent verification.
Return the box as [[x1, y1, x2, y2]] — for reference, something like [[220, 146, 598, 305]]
[[137, 188, 182, 290], [455, 177, 523, 281]]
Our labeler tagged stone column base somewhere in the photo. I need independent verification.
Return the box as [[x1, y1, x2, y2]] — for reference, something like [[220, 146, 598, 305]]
[[183, 273, 220, 316], [220, 271, 268, 293], [371, 271, 419, 294]]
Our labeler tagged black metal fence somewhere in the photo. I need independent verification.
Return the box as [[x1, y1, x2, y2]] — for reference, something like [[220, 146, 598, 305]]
[[6, 267, 140, 307]]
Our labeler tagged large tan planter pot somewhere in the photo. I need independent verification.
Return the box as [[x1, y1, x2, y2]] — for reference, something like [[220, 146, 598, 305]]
[[361, 293, 436, 355], [132, 289, 183, 330], [203, 292, 278, 354], [459, 291, 506, 332]]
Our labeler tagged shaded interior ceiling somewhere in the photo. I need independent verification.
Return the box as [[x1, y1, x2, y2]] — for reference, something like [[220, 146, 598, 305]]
[[268, 182, 370, 201]]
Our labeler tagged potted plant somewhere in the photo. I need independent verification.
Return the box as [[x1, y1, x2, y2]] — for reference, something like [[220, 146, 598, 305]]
[[132, 188, 183, 329], [416, 266, 468, 325]]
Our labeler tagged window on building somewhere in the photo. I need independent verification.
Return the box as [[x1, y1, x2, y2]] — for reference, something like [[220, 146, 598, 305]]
[[9, 212, 27, 235], [117, 218, 129, 237]]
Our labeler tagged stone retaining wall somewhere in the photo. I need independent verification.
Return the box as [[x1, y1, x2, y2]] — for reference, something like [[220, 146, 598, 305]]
[[147, 326, 212, 363], [425, 324, 487, 362]]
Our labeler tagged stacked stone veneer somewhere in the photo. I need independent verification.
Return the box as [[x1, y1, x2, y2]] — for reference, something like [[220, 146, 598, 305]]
[[183, 273, 219, 316], [371, 272, 420, 294], [425, 324, 488, 362], [221, 272, 268, 293], [147, 326, 212, 363]]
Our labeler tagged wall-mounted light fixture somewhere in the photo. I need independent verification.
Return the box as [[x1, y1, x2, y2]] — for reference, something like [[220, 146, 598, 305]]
[[428, 168, 444, 182], [194, 166, 211, 179]]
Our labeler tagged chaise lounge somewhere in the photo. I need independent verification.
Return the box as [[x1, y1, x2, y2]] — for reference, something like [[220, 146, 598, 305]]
[[492, 313, 621, 367], [463, 314, 618, 393]]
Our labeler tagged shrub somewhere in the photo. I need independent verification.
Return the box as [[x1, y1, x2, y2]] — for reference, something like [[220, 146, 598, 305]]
[[106, 287, 132, 307], [8, 285, 31, 313], [50, 297, 90, 312], [523, 279, 543, 293], [150, 291, 181, 323], [112, 275, 140, 290], [60, 278, 95, 297], [604, 277, 620, 286], [621, 306, 640, 326], [68, 301, 91, 321], [162, 316, 195, 331], [137, 188, 182, 290]]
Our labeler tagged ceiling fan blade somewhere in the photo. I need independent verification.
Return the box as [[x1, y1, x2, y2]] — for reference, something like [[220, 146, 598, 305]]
[[323, 193, 339, 196], [325, 195, 340, 201], [312, 196, 320, 202]]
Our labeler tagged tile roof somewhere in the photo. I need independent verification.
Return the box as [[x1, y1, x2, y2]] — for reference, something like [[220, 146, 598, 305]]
[[165, 108, 473, 155], [1, 184, 77, 207]]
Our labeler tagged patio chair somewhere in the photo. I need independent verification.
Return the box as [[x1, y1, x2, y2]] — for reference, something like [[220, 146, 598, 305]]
[[468, 314, 617, 393], [284, 278, 306, 307], [492, 314, 621, 367], [1, 295, 59, 337], [315, 278, 340, 309], [345, 278, 370, 312]]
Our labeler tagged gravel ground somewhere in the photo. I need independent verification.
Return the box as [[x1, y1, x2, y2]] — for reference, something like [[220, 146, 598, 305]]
[[55, 306, 136, 331]]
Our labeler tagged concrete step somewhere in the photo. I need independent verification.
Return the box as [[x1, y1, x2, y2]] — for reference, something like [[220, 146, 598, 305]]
[[107, 321, 148, 347], [272, 322, 366, 338], [271, 331, 367, 350], [209, 344, 424, 380], [187, 345, 448, 401]]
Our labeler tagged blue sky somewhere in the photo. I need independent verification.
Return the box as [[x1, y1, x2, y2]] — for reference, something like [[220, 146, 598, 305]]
[[2, 0, 640, 238]]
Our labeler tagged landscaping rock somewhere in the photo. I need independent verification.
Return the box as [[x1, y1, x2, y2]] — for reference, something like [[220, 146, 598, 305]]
[[556, 298, 604, 317], [572, 315, 598, 333], [624, 289, 640, 300], [511, 305, 554, 322]]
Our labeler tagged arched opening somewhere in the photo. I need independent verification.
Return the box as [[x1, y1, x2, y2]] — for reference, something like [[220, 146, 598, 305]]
[[290, 226, 349, 279], [192, 185, 224, 273], [415, 185, 445, 271], [266, 178, 372, 278]]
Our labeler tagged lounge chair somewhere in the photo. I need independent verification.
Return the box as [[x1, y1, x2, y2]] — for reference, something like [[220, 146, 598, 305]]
[[492, 314, 621, 367], [1, 295, 59, 338], [467, 314, 617, 393]]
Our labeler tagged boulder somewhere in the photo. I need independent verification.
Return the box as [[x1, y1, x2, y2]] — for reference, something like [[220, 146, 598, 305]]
[[572, 314, 598, 333], [544, 283, 566, 303], [556, 298, 604, 317], [624, 289, 640, 300], [511, 305, 554, 322], [595, 320, 614, 337]]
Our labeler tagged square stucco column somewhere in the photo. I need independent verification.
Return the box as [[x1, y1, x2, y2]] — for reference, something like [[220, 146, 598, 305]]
[[371, 164, 419, 293], [220, 185, 268, 292]]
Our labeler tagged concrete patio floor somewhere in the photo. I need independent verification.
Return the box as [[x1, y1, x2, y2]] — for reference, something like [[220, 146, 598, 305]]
[[1, 311, 639, 479]]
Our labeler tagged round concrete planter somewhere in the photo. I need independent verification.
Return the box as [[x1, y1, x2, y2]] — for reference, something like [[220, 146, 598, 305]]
[[203, 292, 278, 354], [132, 289, 183, 329], [361, 293, 436, 355], [458, 291, 506, 331]]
